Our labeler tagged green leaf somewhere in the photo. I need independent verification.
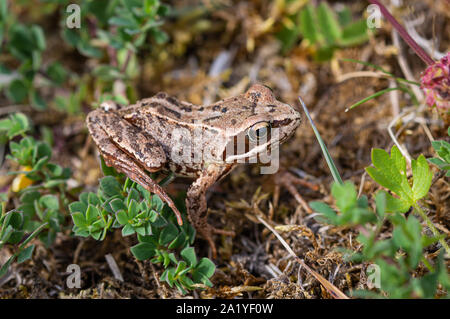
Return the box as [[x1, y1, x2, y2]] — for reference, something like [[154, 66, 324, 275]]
[[195, 257, 215, 277], [130, 242, 156, 260], [34, 141, 52, 164], [7, 79, 28, 103], [180, 247, 197, 266], [110, 198, 127, 212], [77, 40, 103, 58], [7, 211, 23, 229], [122, 223, 135, 236], [71, 212, 86, 227], [340, 20, 369, 46], [87, 193, 100, 206], [115, 210, 129, 225], [0, 113, 31, 139], [31, 25, 46, 51], [100, 156, 119, 176], [385, 193, 410, 213], [0, 256, 14, 278], [16, 245, 35, 264], [366, 146, 414, 205], [151, 194, 164, 211], [20, 190, 40, 204], [100, 176, 122, 197], [316, 2, 342, 44], [192, 257, 215, 286], [175, 260, 187, 276], [0, 0, 7, 19], [85, 204, 100, 224], [159, 222, 178, 245], [331, 181, 357, 213], [299, 5, 319, 44], [310, 201, 338, 224], [93, 65, 124, 81], [411, 155, 432, 201], [128, 199, 139, 218], [46, 62, 68, 85], [168, 232, 187, 249], [39, 195, 59, 210]]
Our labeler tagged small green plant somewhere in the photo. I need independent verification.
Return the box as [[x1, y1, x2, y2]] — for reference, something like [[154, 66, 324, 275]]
[[0, 210, 48, 277], [0, 113, 214, 293], [0, 0, 169, 113], [429, 127, 450, 177], [310, 146, 450, 298], [277, 2, 370, 60], [342, 59, 420, 111], [0, 0, 67, 110], [69, 169, 216, 294], [365, 146, 448, 254], [0, 113, 72, 275], [0, 113, 31, 143]]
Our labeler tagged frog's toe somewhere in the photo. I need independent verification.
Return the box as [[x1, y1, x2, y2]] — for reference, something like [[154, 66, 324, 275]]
[[212, 227, 235, 237]]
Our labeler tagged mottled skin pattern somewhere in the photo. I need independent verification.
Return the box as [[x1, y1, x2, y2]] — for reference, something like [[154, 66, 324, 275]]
[[86, 84, 301, 257]]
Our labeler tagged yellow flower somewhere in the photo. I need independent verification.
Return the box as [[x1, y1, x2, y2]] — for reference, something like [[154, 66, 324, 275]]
[[11, 166, 34, 192]]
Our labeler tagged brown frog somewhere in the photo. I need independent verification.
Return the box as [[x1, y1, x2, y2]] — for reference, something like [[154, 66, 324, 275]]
[[86, 84, 301, 257]]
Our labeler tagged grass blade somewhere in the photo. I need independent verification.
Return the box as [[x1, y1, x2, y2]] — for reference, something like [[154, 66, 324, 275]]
[[345, 87, 409, 112], [299, 97, 343, 185], [340, 58, 421, 86]]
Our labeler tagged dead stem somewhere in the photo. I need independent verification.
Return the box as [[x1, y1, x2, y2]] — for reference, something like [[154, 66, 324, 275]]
[[255, 214, 349, 299]]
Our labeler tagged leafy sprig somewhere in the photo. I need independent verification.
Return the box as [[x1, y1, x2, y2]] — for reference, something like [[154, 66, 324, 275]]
[[69, 170, 215, 294], [429, 127, 450, 177], [311, 145, 449, 298], [278, 2, 370, 60], [365, 146, 432, 213], [0, 113, 71, 277], [311, 182, 449, 298]]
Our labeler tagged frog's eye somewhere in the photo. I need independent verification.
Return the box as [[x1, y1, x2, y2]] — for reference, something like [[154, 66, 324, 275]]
[[247, 122, 271, 142]]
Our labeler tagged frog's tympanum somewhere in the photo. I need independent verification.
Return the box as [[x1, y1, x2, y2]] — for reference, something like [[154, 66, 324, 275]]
[[87, 84, 301, 257]]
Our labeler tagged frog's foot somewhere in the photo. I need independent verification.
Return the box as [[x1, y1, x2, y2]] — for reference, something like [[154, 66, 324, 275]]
[[187, 207, 235, 258], [201, 226, 235, 259], [273, 170, 319, 215]]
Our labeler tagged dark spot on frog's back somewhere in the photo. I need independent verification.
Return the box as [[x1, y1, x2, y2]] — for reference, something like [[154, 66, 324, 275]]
[[221, 107, 227, 113], [203, 115, 221, 123], [156, 92, 167, 99], [249, 92, 261, 103], [88, 114, 100, 124], [166, 96, 180, 106], [157, 105, 181, 119], [180, 104, 192, 112], [212, 105, 221, 111], [148, 102, 160, 108], [136, 150, 144, 159], [144, 142, 155, 153], [231, 119, 237, 125]]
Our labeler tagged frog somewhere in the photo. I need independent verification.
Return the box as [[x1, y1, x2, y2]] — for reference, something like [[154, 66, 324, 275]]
[[86, 84, 302, 257]]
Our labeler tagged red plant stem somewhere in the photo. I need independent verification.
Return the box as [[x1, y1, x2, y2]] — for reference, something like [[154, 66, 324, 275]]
[[368, 0, 435, 66]]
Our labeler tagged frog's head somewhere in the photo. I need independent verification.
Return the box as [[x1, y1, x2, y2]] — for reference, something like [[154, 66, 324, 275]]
[[220, 84, 302, 163]]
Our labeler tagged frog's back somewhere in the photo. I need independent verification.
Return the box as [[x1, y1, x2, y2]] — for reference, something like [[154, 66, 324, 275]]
[[119, 93, 228, 177]]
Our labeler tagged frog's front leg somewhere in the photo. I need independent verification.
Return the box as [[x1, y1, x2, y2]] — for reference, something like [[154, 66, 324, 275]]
[[186, 164, 235, 257], [86, 109, 183, 225]]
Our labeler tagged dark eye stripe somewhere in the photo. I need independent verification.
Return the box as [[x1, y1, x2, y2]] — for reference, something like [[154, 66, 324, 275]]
[[271, 118, 292, 128]]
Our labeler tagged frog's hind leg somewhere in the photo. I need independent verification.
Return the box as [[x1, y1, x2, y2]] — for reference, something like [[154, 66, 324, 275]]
[[88, 108, 167, 171], [186, 164, 235, 258], [86, 111, 183, 226]]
